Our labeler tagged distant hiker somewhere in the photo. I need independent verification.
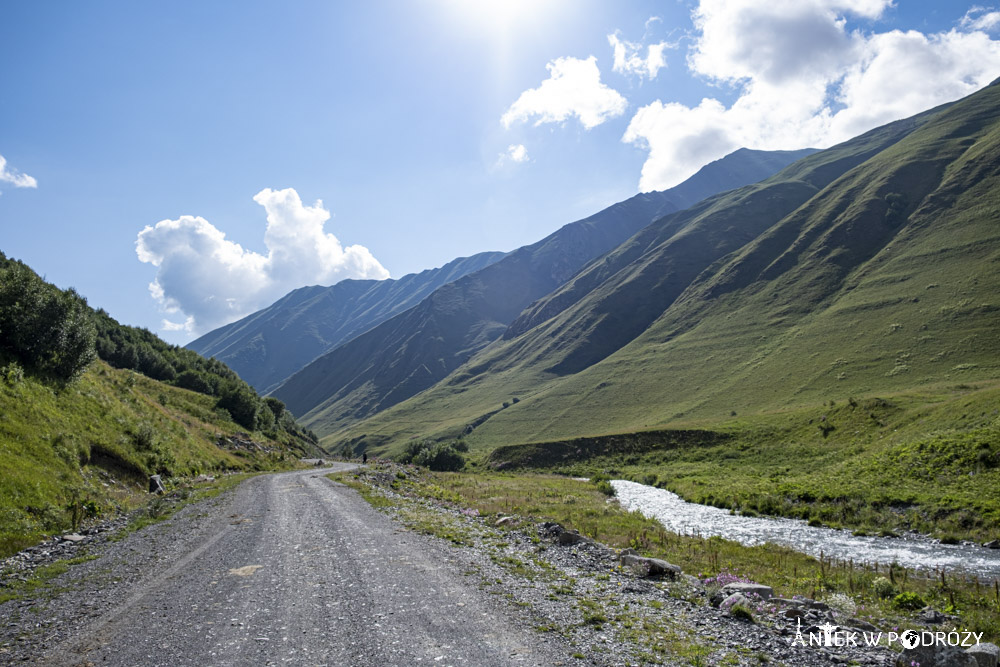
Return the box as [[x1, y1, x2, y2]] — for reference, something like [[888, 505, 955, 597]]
[[362, 452, 368, 464]]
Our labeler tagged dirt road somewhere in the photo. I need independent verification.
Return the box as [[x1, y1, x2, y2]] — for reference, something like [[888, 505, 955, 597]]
[[39, 465, 572, 666]]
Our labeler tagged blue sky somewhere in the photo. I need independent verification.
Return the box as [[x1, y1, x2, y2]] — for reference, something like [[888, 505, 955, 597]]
[[2, 1, 999, 343]]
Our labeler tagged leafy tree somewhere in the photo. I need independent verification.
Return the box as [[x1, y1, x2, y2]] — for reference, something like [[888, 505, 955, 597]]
[[0, 259, 96, 382], [216, 383, 261, 431]]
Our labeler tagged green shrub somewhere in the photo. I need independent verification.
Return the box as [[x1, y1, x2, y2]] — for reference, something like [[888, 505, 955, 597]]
[[892, 591, 925, 611], [413, 443, 465, 472], [729, 604, 754, 622], [871, 576, 896, 599]]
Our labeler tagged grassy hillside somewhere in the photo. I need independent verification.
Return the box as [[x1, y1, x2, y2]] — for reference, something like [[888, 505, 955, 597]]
[[0, 360, 308, 557], [0, 251, 319, 557], [275, 148, 816, 436], [331, 80, 999, 454]]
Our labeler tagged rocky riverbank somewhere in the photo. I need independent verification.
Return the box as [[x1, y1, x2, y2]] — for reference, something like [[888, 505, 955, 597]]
[[348, 463, 998, 667]]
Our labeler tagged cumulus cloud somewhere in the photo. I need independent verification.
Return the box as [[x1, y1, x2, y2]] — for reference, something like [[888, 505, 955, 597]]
[[501, 56, 627, 130], [609, 31, 670, 80], [497, 143, 530, 166], [136, 188, 389, 335], [625, 0, 1000, 191], [0, 154, 38, 189]]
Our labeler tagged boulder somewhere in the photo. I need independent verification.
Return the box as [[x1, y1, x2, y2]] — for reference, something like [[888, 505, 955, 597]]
[[896, 644, 977, 667], [920, 607, 947, 624], [148, 474, 165, 494], [620, 553, 681, 579], [846, 617, 878, 632], [557, 529, 594, 546], [721, 582, 773, 600], [538, 522, 564, 540], [967, 643, 999, 667], [982, 540, 1000, 549]]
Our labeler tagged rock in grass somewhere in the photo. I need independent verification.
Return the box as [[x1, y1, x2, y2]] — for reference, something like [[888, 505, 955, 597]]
[[967, 642, 999, 667], [721, 582, 773, 600], [619, 553, 681, 579], [895, 643, 976, 667], [557, 530, 594, 546], [148, 475, 165, 494]]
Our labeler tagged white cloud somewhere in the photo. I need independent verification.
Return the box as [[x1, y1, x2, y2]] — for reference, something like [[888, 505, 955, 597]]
[[625, 0, 1000, 191], [962, 6, 1000, 32], [608, 32, 669, 80], [0, 154, 38, 189], [501, 56, 627, 130], [136, 187, 389, 335], [497, 143, 530, 166]]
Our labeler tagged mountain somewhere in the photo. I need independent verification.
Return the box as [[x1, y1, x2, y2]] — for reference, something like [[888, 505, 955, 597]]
[[335, 79, 1000, 454], [188, 251, 505, 394], [271, 148, 816, 434]]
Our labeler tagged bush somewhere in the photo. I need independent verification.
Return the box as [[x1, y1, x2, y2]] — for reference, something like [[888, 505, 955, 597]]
[[871, 576, 896, 599], [401, 441, 465, 471], [413, 443, 465, 472], [175, 370, 214, 394], [892, 592, 926, 611], [1, 361, 24, 386], [0, 262, 96, 382], [729, 605, 754, 622], [216, 383, 261, 431]]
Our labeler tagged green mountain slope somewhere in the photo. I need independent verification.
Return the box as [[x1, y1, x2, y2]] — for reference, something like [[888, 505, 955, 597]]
[[272, 148, 815, 435], [337, 80, 1000, 454], [0, 253, 316, 556], [188, 251, 505, 393]]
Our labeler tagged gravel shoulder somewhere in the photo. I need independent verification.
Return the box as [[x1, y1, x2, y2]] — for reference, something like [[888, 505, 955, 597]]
[[0, 464, 577, 666]]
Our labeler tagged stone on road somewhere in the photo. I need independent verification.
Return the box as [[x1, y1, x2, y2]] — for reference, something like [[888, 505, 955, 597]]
[[41, 465, 570, 666]]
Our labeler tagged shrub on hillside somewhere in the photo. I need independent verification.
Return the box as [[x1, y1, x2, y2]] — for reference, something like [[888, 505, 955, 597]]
[[0, 260, 97, 382]]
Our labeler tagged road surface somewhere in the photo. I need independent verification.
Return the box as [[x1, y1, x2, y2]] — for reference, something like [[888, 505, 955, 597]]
[[42, 465, 572, 666]]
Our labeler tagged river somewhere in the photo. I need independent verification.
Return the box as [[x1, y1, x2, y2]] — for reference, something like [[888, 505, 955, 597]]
[[611, 480, 1000, 580]]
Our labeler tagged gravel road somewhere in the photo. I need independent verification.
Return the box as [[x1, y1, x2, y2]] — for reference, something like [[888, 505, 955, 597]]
[[35, 465, 574, 666]]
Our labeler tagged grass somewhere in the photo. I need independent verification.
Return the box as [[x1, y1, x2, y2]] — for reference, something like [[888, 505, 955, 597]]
[[0, 361, 302, 558], [486, 382, 1000, 544], [0, 554, 98, 605], [388, 469, 1000, 643]]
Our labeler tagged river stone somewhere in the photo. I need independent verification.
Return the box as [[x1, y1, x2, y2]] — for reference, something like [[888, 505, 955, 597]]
[[721, 582, 773, 600], [619, 553, 681, 579], [982, 540, 1000, 549], [967, 643, 999, 667], [896, 644, 977, 667], [61, 534, 85, 543]]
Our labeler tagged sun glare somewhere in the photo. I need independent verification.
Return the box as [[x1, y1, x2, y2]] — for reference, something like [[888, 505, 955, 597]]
[[441, 0, 561, 37]]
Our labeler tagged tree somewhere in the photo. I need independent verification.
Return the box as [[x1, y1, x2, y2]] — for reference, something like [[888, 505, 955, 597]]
[[0, 262, 96, 382]]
